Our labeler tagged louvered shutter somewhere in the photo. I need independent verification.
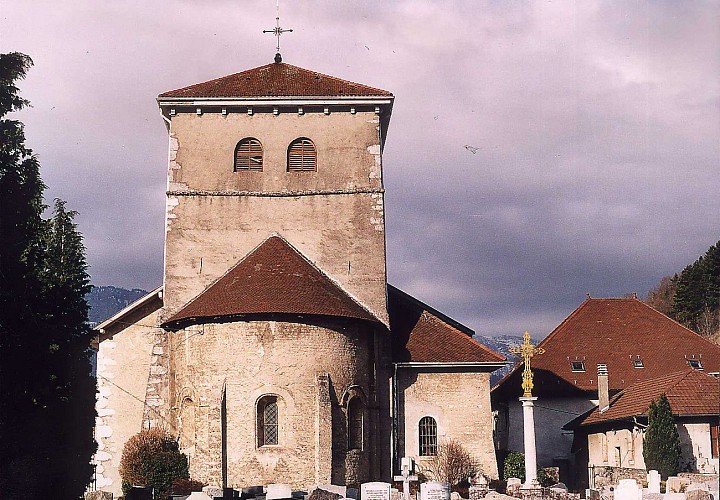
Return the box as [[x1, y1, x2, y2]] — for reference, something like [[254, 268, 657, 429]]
[[235, 138, 263, 171], [287, 138, 317, 171]]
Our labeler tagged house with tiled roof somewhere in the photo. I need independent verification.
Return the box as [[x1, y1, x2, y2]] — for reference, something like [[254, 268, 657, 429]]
[[566, 369, 719, 480], [491, 297, 720, 487], [92, 57, 506, 496]]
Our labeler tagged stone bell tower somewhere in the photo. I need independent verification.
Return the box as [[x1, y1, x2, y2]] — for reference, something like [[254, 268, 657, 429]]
[[156, 61, 394, 324]]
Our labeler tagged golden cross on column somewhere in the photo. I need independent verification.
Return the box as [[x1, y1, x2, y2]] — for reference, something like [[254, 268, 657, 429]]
[[509, 331, 545, 398]]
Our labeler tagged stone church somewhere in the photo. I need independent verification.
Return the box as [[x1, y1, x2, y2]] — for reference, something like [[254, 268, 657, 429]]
[[93, 58, 506, 495]]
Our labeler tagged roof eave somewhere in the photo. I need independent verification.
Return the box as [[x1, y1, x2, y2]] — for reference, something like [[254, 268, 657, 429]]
[[95, 286, 163, 332], [394, 361, 508, 371], [157, 95, 394, 107]]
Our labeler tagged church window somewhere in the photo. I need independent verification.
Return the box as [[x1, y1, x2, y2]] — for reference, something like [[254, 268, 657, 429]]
[[287, 138, 317, 171], [257, 395, 279, 446], [348, 397, 364, 451], [418, 416, 437, 456], [234, 138, 263, 171]]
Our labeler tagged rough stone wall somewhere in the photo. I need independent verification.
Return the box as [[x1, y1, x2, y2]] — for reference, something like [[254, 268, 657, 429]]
[[396, 369, 499, 479], [163, 110, 388, 324], [169, 316, 386, 489], [94, 304, 161, 496]]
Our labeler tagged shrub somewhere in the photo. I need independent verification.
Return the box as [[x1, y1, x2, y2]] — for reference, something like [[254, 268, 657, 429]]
[[502, 451, 553, 486], [419, 439, 479, 487], [643, 394, 681, 479], [119, 427, 189, 498]]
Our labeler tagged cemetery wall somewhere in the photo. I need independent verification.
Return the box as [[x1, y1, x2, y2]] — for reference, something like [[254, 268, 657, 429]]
[[94, 306, 161, 497], [396, 369, 499, 479], [170, 317, 382, 489], [162, 110, 389, 324]]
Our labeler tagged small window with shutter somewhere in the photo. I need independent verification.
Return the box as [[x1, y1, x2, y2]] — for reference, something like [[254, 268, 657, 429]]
[[234, 138, 263, 171], [287, 138, 317, 172]]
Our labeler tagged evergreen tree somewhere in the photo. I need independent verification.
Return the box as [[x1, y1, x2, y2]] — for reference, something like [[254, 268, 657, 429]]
[[643, 394, 681, 479], [0, 52, 96, 497]]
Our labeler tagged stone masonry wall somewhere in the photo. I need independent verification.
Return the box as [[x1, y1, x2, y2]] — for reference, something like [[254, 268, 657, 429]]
[[163, 110, 388, 324], [396, 369, 499, 479], [94, 303, 161, 496], [169, 316, 385, 489]]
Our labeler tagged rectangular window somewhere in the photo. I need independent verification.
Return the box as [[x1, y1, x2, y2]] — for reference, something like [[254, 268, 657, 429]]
[[571, 361, 586, 372], [632, 358, 644, 368], [711, 424, 719, 458], [687, 359, 703, 370]]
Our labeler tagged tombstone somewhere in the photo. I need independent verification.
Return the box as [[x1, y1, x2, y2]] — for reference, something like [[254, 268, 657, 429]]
[[450, 493, 462, 500], [469, 477, 489, 500], [686, 490, 712, 500], [244, 486, 266, 497], [550, 484, 568, 493], [85, 492, 114, 500], [647, 471, 661, 494], [268, 485, 294, 500], [316, 485, 348, 498], [203, 486, 224, 498], [506, 478, 522, 497], [188, 493, 213, 500], [615, 479, 642, 500], [361, 482, 392, 500], [390, 488, 402, 500], [667, 477, 691, 494], [309, 489, 342, 500], [347, 488, 359, 500], [421, 482, 451, 500], [126, 486, 153, 500]]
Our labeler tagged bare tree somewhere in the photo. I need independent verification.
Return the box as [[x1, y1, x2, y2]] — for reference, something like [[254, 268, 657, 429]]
[[696, 305, 720, 344], [419, 439, 480, 487]]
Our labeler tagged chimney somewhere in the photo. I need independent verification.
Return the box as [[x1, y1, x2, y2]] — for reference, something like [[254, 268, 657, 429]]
[[598, 363, 609, 412]]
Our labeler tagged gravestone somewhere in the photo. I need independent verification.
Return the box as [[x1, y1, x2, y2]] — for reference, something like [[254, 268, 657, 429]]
[[450, 493, 462, 500], [347, 488, 359, 499], [469, 476, 489, 500], [126, 486, 153, 500], [421, 482, 451, 500], [309, 489, 342, 500], [361, 482, 391, 500], [390, 488, 402, 500], [615, 479, 642, 500], [667, 477, 691, 494], [647, 471, 661, 494], [585, 489, 600, 500], [85, 492, 114, 500], [267, 484, 293, 500], [686, 490, 712, 500], [317, 485, 348, 497], [506, 478, 522, 497], [244, 486, 266, 497], [203, 486, 223, 498]]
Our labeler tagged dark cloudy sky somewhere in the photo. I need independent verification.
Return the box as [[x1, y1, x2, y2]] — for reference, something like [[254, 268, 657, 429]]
[[3, 1, 719, 338]]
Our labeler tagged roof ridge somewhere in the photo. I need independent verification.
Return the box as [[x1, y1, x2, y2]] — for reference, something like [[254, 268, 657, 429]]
[[387, 284, 474, 336]]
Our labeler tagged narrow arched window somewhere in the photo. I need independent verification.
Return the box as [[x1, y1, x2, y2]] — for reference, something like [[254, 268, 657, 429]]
[[287, 138, 317, 172], [348, 397, 364, 451], [418, 416, 437, 456], [257, 395, 279, 446], [235, 138, 263, 171]]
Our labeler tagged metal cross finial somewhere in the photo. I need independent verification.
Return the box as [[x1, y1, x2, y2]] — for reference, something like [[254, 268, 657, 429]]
[[263, 0, 293, 62], [509, 331, 545, 398]]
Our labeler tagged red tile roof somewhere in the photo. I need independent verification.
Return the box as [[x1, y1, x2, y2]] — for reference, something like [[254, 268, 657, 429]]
[[162, 236, 379, 328], [158, 62, 392, 99], [577, 369, 720, 426], [527, 298, 720, 393], [388, 285, 506, 364]]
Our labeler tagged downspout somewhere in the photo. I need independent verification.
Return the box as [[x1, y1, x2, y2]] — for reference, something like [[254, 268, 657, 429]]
[[392, 363, 399, 478]]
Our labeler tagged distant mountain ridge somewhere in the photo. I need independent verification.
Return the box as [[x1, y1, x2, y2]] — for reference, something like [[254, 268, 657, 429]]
[[87, 285, 148, 325], [475, 334, 541, 384]]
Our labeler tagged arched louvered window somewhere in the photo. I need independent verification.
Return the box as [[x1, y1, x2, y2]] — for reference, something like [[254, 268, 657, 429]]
[[347, 397, 364, 451], [287, 138, 317, 172], [257, 395, 279, 446], [418, 416, 437, 456], [234, 138, 263, 171]]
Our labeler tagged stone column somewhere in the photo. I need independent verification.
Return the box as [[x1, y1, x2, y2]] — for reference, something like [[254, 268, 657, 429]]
[[520, 397, 539, 487]]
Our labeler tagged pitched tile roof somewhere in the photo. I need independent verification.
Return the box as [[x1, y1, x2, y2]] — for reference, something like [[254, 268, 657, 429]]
[[524, 298, 720, 393], [158, 62, 392, 99], [388, 285, 506, 364], [162, 236, 379, 328], [576, 369, 720, 427]]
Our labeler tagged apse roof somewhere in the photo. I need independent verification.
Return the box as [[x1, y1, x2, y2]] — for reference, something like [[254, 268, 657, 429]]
[[158, 62, 392, 99], [162, 236, 379, 328]]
